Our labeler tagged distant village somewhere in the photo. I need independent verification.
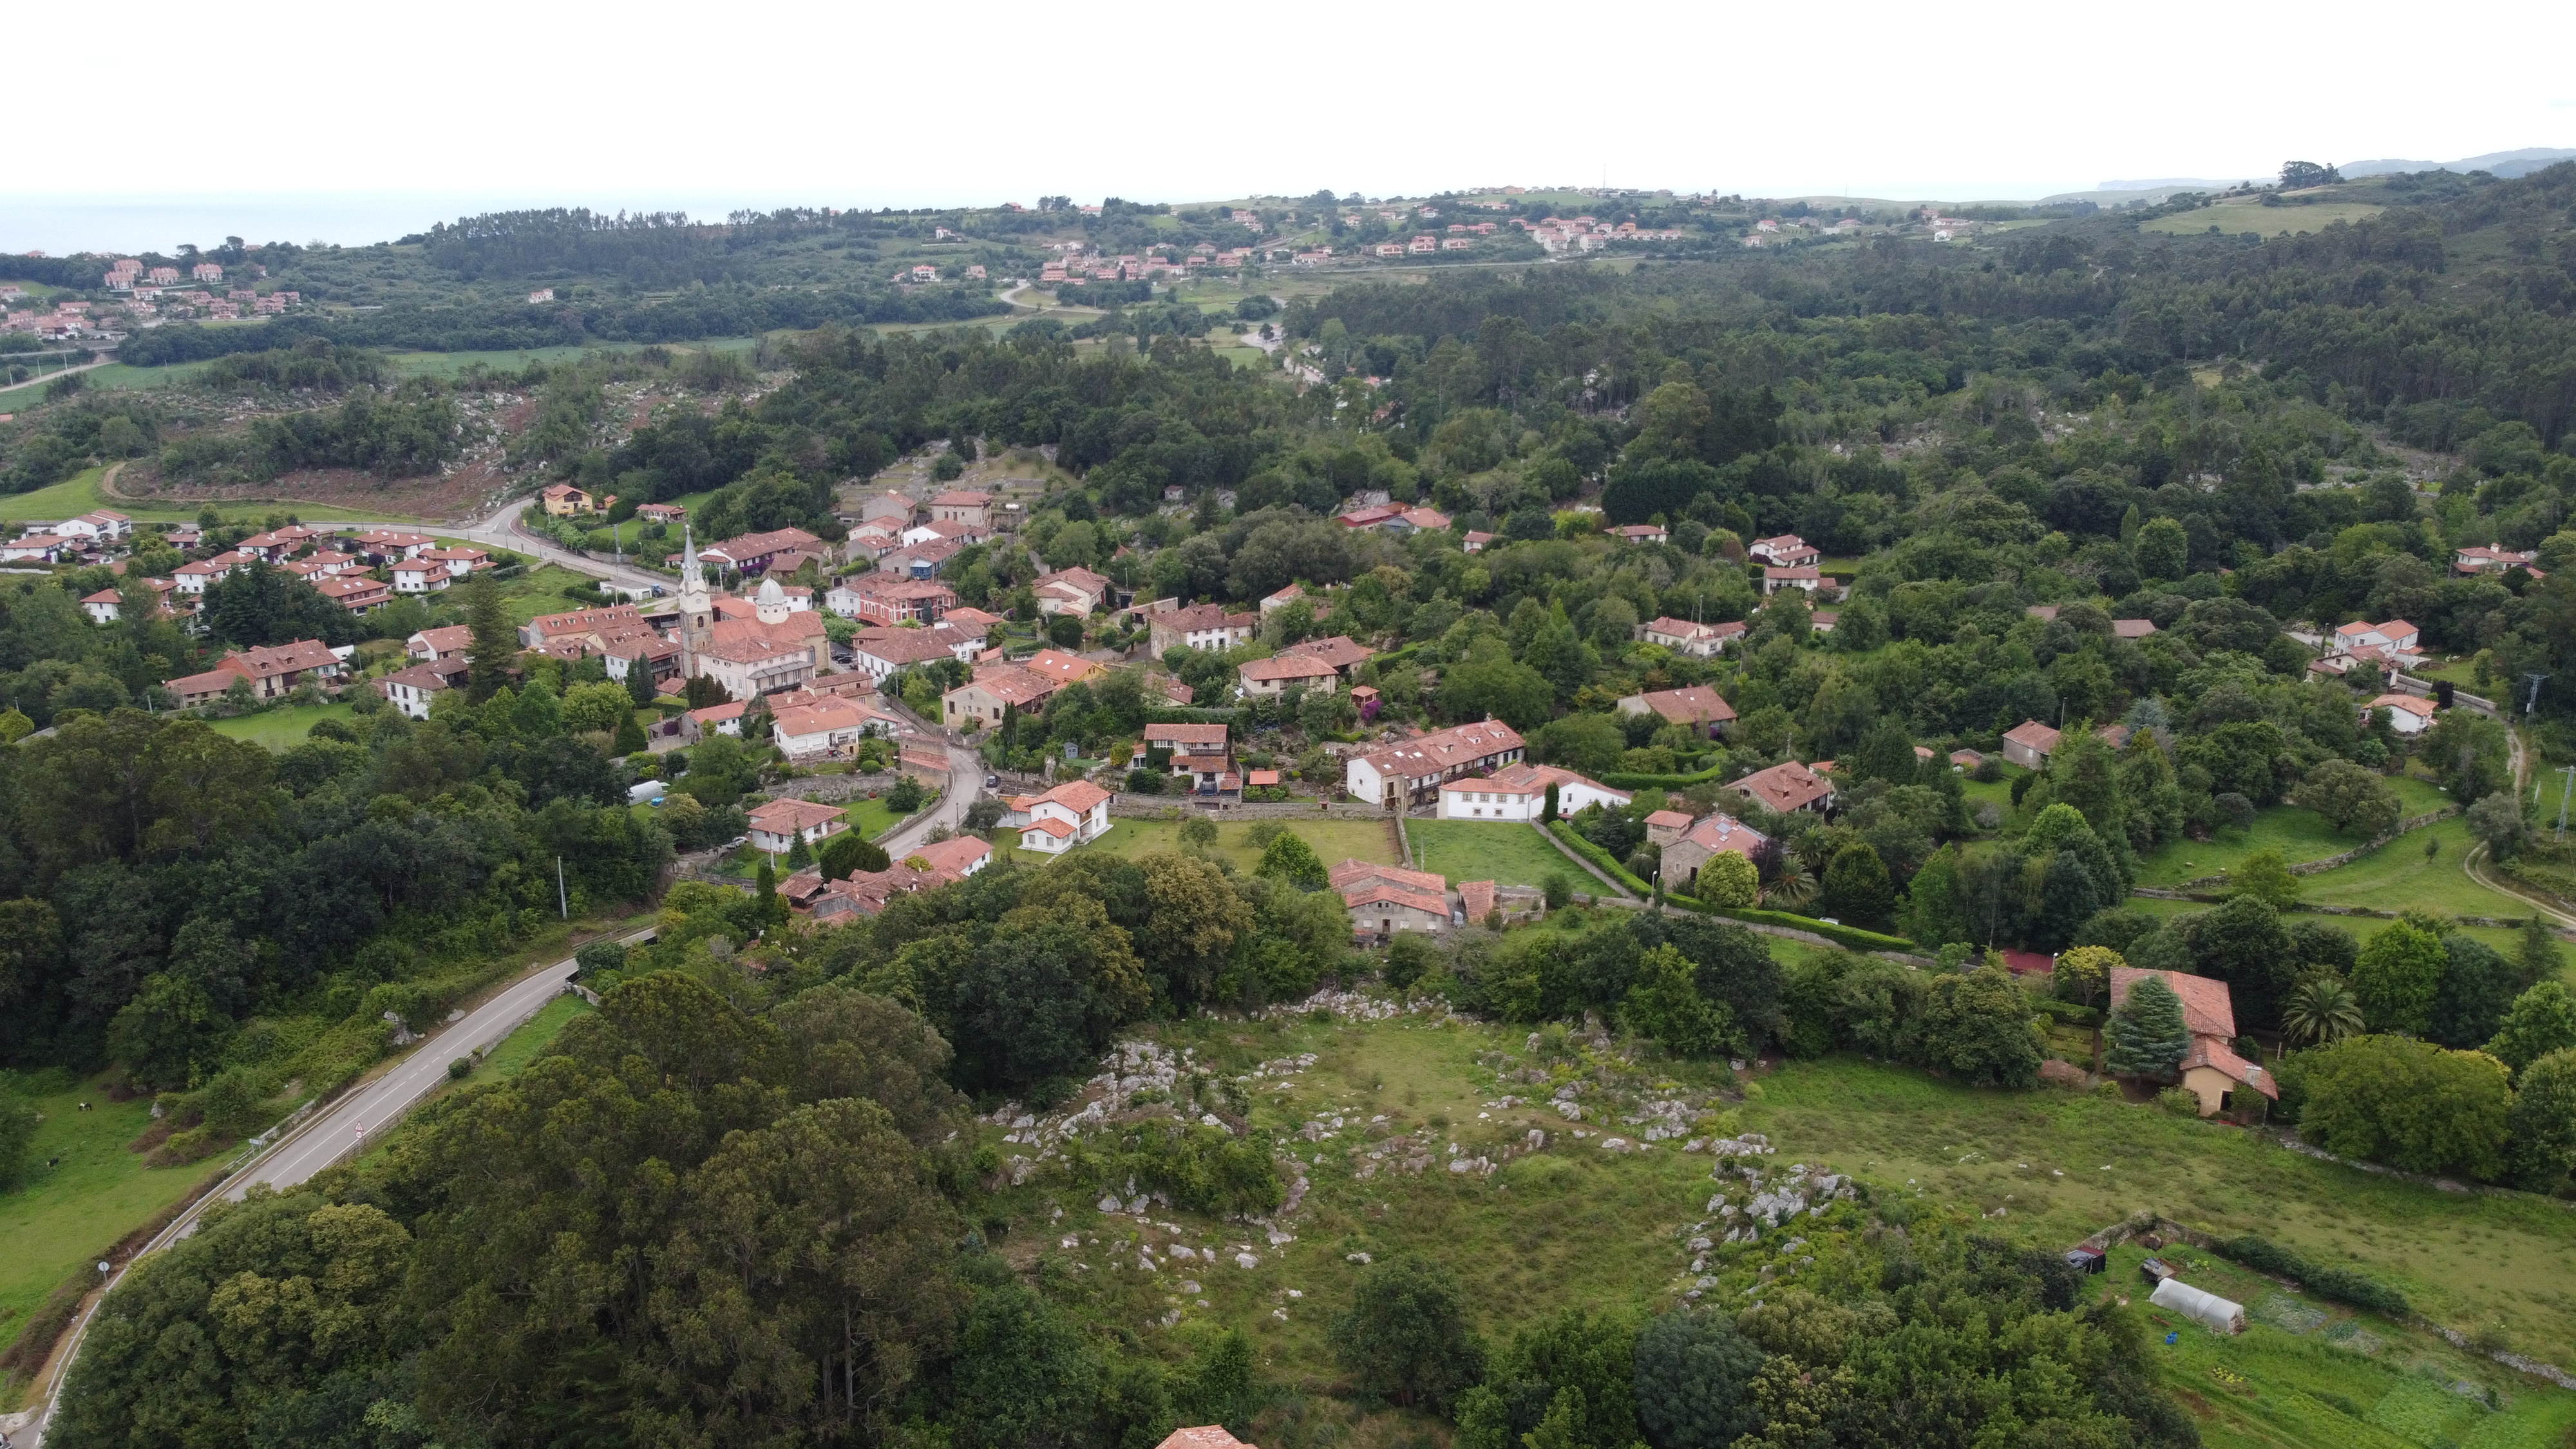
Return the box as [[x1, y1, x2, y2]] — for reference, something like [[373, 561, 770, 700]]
[[3, 256, 304, 339]]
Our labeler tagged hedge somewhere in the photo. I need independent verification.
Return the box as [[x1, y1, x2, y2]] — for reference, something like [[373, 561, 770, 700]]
[[1546, 820, 1649, 895], [2213, 1234, 2410, 1318], [1144, 706, 1242, 726], [1602, 763, 1730, 790], [1663, 897, 1926, 954]]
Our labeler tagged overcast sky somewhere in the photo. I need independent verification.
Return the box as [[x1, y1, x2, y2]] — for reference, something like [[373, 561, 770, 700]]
[[9, 0, 2571, 252]]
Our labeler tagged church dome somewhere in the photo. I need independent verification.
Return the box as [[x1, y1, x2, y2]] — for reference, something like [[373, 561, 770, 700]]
[[757, 576, 786, 603]]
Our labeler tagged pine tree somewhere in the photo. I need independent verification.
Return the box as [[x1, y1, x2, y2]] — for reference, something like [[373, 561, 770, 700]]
[[2105, 974, 2191, 1079], [613, 710, 649, 755], [625, 661, 656, 707], [463, 574, 515, 703]]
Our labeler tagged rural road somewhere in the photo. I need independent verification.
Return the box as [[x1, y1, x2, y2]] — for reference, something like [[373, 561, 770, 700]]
[[877, 737, 991, 859], [14, 927, 654, 1449]]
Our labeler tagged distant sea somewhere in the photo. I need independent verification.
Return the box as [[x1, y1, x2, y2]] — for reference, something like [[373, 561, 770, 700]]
[[0, 192, 836, 257]]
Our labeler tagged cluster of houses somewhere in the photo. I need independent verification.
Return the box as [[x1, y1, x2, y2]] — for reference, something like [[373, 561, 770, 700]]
[[1038, 240, 1255, 286], [11, 515, 501, 628], [3, 262, 301, 336], [1517, 216, 1687, 252]]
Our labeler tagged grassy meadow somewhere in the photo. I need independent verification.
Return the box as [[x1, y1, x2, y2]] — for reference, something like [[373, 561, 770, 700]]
[[2143, 200, 2387, 237], [0, 1074, 219, 1362], [206, 701, 357, 750], [1407, 819, 1587, 891]]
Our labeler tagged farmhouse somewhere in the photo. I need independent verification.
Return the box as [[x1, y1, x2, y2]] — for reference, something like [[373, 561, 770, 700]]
[[1638, 616, 1743, 657], [2365, 692, 2437, 735], [746, 798, 848, 857], [1731, 760, 1833, 814], [1137, 722, 1232, 789], [1345, 719, 1526, 806], [1658, 812, 1770, 891], [1748, 534, 1821, 568], [1236, 652, 1340, 697], [1436, 762, 1628, 820], [771, 697, 874, 761], [374, 657, 470, 719], [1617, 685, 1736, 735], [2000, 719, 2061, 769], [167, 639, 348, 707], [1011, 779, 1112, 853], [943, 663, 1059, 729], [1148, 602, 1256, 654], [1032, 566, 1115, 616], [2107, 967, 2277, 1119], [1331, 858, 1452, 938]]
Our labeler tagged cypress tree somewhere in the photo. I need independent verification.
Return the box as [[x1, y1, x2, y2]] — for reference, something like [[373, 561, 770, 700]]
[[2105, 974, 2191, 1079]]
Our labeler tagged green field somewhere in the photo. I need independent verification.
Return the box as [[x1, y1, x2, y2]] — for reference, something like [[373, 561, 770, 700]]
[[1048, 815, 1398, 874], [1408, 819, 1590, 890], [0, 1074, 218, 1359], [55, 361, 216, 393], [2298, 810, 2542, 921], [499, 564, 612, 625], [2143, 200, 2387, 236], [2132, 775, 2450, 887], [206, 701, 356, 750], [0, 464, 431, 526]]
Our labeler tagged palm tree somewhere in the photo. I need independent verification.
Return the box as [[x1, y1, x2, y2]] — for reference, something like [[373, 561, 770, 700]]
[[2281, 972, 2365, 1046], [1765, 862, 1819, 910]]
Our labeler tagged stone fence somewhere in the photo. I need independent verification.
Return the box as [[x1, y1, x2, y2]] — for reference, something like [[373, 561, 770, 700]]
[[1110, 795, 1363, 821], [2160, 808, 2457, 891]]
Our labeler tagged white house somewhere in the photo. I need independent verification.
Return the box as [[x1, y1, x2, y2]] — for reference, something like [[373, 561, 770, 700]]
[[1012, 779, 1112, 854], [80, 588, 124, 624], [2366, 692, 2438, 735], [1638, 616, 1745, 658], [1749, 534, 1820, 567], [772, 697, 872, 761], [746, 797, 849, 856], [1436, 762, 1629, 820], [1347, 719, 1526, 806], [390, 558, 452, 593]]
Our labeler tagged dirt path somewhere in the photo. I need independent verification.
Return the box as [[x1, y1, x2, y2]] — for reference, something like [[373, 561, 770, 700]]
[[0, 355, 112, 397]]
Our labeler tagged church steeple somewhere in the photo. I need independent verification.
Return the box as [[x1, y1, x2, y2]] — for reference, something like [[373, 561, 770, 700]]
[[676, 518, 712, 677]]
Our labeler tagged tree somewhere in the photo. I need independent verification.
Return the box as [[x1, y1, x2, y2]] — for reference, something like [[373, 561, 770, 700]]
[[818, 831, 891, 882], [462, 573, 515, 703], [1256, 829, 1328, 891], [1922, 966, 2043, 1088], [2280, 972, 2365, 1046], [1542, 781, 1561, 824], [1332, 1254, 1484, 1410], [946, 1283, 1103, 1449], [2293, 760, 2401, 837], [887, 773, 928, 813], [1624, 944, 1737, 1059], [2508, 1048, 2576, 1191], [2353, 918, 2447, 1035], [1696, 851, 1758, 909], [2183, 894, 2298, 1029], [0, 1090, 38, 1187], [1179, 815, 1218, 851], [2420, 710, 2510, 804], [625, 659, 658, 706], [2134, 516, 2188, 582], [2467, 791, 2529, 861], [2486, 981, 2576, 1074], [106, 971, 228, 1088], [1816, 843, 1893, 927], [2105, 974, 2190, 1079], [2429, 933, 2519, 1049], [2054, 945, 2119, 1008], [1633, 1309, 1766, 1449], [2295, 1035, 2511, 1179], [612, 710, 649, 755], [2280, 160, 2343, 189], [2227, 849, 2302, 911]]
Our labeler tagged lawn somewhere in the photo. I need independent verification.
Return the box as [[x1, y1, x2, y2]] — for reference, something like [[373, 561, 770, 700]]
[[2129, 775, 2453, 888], [843, 790, 909, 841], [1408, 819, 1591, 890], [1066, 815, 1398, 874], [2141, 200, 2386, 237], [0, 1073, 220, 1361], [207, 701, 356, 750], [499, 564, 612, 625]]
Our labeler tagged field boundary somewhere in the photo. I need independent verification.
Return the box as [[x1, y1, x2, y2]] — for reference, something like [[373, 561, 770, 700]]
[[2158, 808, 2458, 891]]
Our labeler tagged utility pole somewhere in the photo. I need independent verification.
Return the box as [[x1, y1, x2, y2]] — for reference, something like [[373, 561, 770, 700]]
[[2524, 672, 2549, 721], [556, 856, 568, 919], [2559, 766, 2575, 844]]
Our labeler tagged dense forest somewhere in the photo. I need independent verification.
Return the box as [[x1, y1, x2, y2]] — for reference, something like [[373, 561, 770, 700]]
[[8, 162, 2576, 1449]]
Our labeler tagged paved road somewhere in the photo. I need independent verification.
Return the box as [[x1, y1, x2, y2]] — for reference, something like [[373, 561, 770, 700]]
[[14, 928, 652, 1449], [878, 736, 989, 859]]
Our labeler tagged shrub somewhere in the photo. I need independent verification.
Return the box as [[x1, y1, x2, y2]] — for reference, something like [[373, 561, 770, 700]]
[[2156, 1086, 2204, 1117], [1697, 851, 1758, 908], [2213, 1235, 2410, 1318]]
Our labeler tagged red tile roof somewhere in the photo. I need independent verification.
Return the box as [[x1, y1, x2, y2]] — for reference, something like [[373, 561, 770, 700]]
[[1633, 685, 1736, 724], [1732, 761, 1832, 813], [2003, 720, 2062, 752]]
